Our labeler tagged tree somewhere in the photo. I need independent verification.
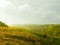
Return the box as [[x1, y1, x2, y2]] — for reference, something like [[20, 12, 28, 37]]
[[0, 21, 8, 27]]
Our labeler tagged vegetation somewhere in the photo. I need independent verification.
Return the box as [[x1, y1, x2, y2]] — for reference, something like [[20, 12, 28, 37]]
[[0, 24, 60, 45], [0, 21, 8, 27]]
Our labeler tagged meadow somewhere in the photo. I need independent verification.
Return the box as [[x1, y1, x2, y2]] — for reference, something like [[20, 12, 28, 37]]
[[0, 24, 60, 45]]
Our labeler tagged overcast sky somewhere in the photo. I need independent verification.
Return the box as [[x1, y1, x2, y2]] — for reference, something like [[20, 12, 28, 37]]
[[0, 0, 60, 25]]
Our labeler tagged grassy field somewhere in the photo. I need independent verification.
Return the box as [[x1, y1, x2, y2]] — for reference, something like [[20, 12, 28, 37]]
[[0, 24, 60, 45]]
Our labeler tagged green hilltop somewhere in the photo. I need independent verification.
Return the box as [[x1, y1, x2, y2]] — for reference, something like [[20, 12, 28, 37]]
[[0, 21, 8, 27]]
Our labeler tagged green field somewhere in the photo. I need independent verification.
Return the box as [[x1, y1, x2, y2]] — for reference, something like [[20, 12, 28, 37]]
[[0, 24, 60, 45]]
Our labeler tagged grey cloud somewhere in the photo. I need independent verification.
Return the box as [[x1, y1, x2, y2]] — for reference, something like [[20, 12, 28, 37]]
[[0, 0, 60, 24]]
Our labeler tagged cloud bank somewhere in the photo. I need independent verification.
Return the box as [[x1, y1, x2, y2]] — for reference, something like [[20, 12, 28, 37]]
[[0, 0, 60, 24]]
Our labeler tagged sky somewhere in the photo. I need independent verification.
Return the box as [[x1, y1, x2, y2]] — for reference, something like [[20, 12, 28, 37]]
[[0, 0, 60, 25]]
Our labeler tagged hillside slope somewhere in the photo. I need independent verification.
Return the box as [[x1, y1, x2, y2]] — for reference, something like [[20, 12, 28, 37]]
[[0, 24, 60, 45]]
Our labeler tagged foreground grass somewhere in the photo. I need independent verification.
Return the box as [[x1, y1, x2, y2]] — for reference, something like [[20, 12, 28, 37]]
[[0, 27, 40, 45], [0, 24, 60, 45]]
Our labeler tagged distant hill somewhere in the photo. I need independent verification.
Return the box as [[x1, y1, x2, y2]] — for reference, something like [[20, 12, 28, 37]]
[[12, 24, 59, 30], [12, 24, 60, 34]]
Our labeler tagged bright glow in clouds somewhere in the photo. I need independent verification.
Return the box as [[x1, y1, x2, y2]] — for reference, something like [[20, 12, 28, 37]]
[[0, 0, 31, 25], [0, 0, 60, 25], [0, 0, 12, 8], [17, 4, 31, 12], [18, 4, 30, 10]]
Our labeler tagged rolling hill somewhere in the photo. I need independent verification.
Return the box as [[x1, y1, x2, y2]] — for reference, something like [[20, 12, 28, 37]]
[[0, 24, 60, 45]]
